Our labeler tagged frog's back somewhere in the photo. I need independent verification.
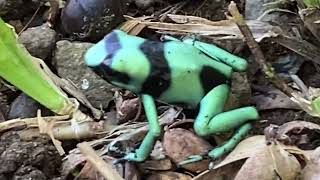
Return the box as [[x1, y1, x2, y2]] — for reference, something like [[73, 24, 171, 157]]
[[139, 40, 232, 108]]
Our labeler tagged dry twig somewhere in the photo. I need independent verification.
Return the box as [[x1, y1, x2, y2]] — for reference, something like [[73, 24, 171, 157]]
[[78, 142, 123, 180], [227, 1, 293, 97]]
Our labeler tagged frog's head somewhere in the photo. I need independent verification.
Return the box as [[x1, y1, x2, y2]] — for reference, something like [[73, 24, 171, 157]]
[[84, 30, 131, 84]]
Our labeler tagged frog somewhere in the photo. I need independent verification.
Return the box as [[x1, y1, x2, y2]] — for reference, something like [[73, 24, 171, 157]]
[[84, 29, 259, 164]]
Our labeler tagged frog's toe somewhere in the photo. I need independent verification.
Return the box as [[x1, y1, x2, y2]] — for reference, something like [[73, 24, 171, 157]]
[[178, 155, 204, 167], [112, 157, 127, 165], [123, 152, 146, 162]]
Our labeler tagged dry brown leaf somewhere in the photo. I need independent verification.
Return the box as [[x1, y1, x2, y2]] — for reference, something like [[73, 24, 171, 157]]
[[147, 172, 192, 180], [124, 162, 141, 180], [62, 153, 87, 176], [268, 121, 320, 150], [163, 128, 212, 173], [78, 142, 123, 180], [138, 159, 173, 171], [117, 97, 140, 123], [214, 136, 266, 169], [234, 143, 301, 180], [136, 14, 281, 42], [302, 147, 320, 180], [253, 89, 300, 110], [193, 161, 243, 180], [299, 8, 320, 42], [120, 16, 153, 35]]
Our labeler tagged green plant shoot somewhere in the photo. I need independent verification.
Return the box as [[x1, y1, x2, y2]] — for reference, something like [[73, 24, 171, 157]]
[[0, 17, 73, 115], [304, 0, 320, 7]]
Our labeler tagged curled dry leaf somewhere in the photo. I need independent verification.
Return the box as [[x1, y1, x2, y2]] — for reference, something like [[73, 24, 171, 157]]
[[147, 172, 192, 180], [163, 128, 212, 173], [107, 108, 179, 156], [62, 153, 87, 177], [253, 88, 300, 110], [302, 146, 320, 180], [234, 143, 301, 180], [137, 14, 282, 42], [125, 162, 141, 180], [299, 8, 320, 42], [117, 97, 140, 123], [138, 159, 173, 171], [265, 121, 320, 150], [214, 136, 266, 169], [206, 135, 306, 180], [193, 161, 244, 180]]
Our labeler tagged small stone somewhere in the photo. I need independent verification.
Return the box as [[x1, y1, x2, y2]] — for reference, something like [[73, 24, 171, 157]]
[[8, 93, 50, 119], [245, 0, 274, 20], [53, 40, 114, 109], [18, 24, 56, 60], [135, 0, 155, 10], [0, 0, 41, 20]]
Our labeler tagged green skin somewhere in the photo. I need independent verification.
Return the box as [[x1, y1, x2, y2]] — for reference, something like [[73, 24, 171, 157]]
[[84, 30, 259, 164]]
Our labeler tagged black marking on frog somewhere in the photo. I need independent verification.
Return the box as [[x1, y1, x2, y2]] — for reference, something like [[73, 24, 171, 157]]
[[92, 56, 131, 84], [104, 31, 122, 56], [139, 40, 171, 98], [90, 31, 131, 84], [200, 66, 229, 94]]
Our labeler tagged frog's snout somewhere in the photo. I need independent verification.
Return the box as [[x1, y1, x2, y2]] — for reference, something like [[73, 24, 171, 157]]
[[84, 40, 108, 67]]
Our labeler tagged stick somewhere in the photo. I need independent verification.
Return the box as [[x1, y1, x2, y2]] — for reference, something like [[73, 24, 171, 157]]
[[78, 142, 123, 180], [227, 1, 294, 97]]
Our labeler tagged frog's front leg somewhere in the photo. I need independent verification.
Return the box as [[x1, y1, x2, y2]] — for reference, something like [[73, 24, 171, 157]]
[[180, 84, 259, 165], [123, 94, 160, 162]]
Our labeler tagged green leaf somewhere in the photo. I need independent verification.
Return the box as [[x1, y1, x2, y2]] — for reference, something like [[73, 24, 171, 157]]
[[0, 17, 72, 115], [304, 0, 320, 7]]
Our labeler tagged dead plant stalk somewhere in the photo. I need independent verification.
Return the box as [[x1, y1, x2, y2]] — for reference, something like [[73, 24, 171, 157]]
[[227, 1, 294, 97]]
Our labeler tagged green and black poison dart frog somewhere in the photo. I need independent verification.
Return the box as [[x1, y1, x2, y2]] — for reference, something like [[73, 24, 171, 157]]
[[84, 30, 259, 164]]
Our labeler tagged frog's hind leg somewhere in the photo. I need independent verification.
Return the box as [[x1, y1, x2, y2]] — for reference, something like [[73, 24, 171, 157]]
[[181, 84, 258, 165]]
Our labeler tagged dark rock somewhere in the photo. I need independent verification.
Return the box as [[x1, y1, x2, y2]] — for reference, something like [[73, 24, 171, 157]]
[[61, 0, 126, 41], [8, 93, 40, 119], [0, 0, 43, 20], [53, 40, 114, 109], [245, 0, 274, 20], [135, 0, 155, 10], [18, 24, 56, 60], [7, 93, 52, 119], [0, 131, 61, 178], [13, 166, 47, 180]]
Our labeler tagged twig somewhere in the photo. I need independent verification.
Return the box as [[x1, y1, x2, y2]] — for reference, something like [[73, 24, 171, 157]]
[[47, 0, 60, 27], [159, 1, 188, 22], [272, 35, 320, 65], [78, 142, 123, 180], [192, 0, 208, 15], [18, 5, 41, 35], [227, 1, 293, 97]]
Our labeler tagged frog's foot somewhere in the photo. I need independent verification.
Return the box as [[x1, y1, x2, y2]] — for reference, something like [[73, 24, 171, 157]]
[[123, 152, 146, 162], [178, 155, 205, 167], [208, 123, 252, 159], [112, 152, 146, 165]]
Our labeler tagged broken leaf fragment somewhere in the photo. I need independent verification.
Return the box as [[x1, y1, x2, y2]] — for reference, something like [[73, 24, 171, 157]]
[[234, 143, 301, 180], [163, 128, 212, 173], [302, 146, 320, 180]]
